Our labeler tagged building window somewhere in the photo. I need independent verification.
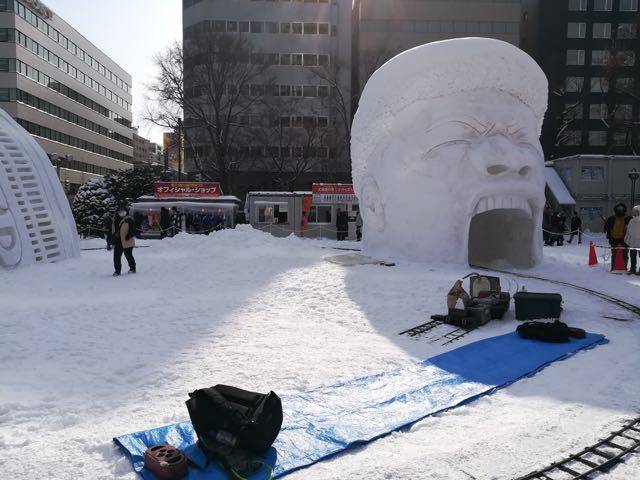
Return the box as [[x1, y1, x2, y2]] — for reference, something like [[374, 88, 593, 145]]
[[239, 21, 249, 33], [567, 49, 585, 65], [308, 205, 332, 223], [588, 131, 607, 146], [562, 130, 582, 146], [292, 22, 302, 34], [617, 23, 637, 39], [620, 0, 638, 11], [319, 23, 329, 35], [592, 23, 611, 38], [620, 50, 635, 66], [614, 104, 633, 120], [581, 166, 605, 180], [267, 22, 279, 33], [590, 77, 609, 93], [591, 50, 609, 66], [617, 77, 634, 92], [227, 21, 238, 32], [593, 0, 612, 11], [590, 103, 608, 119], [257, 205, 274, 223], [303, 22, 317, 34], [280, 22, 290, 34], [565, 103, 583, 119], [250, 21, 264, 33], [580, 207, 603, 220], [568, 22, 586, 38], [614, 130, 630, 146], [566, 76, 584, 92], [568, 0, 587, 10]]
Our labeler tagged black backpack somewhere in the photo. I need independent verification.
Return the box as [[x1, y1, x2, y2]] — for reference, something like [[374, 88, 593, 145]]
[[186, 385, 283, 477]]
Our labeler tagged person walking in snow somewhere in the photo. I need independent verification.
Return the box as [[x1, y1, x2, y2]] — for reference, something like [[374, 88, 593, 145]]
[[624, 206, 640, 275], [170, 206, 181, 236], [112, 204, 137, 276], [159, 207, 171, 239], [568, 211, 582, 245], [102, 211, 114, 250], [604, 203, 631, 271], [355, 211, 363, 241]]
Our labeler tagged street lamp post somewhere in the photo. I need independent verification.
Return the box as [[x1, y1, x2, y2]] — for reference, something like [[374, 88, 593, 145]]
[[630, 168, 640, 207]]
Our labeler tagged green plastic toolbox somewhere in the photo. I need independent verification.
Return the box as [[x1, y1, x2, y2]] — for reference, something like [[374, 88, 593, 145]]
[[513, 292, 563, 320]]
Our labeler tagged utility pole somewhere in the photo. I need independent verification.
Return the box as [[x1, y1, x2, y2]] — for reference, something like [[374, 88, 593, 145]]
[[177, 118, 183, 181]]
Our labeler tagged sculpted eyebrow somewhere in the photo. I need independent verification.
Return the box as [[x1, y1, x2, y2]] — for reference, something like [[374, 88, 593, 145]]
[[425, 119, 485, 136]]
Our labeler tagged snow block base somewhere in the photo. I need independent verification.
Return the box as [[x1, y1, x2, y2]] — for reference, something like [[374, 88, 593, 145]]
[[114, 332, 606, 479]]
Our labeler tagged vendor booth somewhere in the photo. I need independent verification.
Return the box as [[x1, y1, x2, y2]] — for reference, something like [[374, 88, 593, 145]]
[[246, 184, 359, 240], [131, 182, 241, 238]]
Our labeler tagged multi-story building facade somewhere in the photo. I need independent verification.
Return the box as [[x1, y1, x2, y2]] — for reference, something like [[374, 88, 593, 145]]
[[351, 0, 523, 99], [182, 0, 352, 197], [551, 154, 639, 230], [530, 0, 640, 159], [147, 142, 162, 165], [0, 0, 133, 194], [132, 128, 150, 165]]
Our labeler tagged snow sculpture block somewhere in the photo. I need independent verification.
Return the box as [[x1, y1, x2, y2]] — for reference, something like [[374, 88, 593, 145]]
[[0, 108, 79, 268], [351, 38, 549, 268]]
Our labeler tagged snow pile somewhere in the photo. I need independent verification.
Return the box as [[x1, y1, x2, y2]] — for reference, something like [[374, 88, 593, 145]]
[[1, 229, 639, 479], [351, 38, 548, 268]]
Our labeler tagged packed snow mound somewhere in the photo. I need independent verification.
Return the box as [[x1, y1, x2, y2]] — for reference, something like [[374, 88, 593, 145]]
[[0, 107, 79, 269], [351, 37, 548, 268]]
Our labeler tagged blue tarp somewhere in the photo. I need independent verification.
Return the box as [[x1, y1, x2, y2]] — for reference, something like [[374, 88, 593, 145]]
[[115, 332, 606, 479]]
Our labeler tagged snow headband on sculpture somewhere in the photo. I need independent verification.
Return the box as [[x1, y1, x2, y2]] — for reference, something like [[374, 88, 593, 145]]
[[351, 37, 548, 187]]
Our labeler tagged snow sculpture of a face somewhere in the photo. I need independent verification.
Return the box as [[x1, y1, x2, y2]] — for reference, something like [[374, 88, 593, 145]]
[[0, 108, 79, 269], [352, 38, 549, 268]]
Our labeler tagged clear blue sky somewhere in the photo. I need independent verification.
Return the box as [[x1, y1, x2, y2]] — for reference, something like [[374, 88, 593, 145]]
[[45, 0, 183, 145]]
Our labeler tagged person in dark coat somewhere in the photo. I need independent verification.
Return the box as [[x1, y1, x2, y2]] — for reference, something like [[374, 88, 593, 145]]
[[102, 211, 113, 250], [111, 204, 136, 276], [604, 203, 631, 271], [543, 205, 553, 246], [568, 211, 582, 244], [159, 207, 171, 239], [336, 208, 349, 241]]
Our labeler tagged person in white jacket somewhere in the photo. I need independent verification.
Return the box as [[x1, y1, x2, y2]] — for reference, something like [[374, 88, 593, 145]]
[[624, 206, 640, 275]]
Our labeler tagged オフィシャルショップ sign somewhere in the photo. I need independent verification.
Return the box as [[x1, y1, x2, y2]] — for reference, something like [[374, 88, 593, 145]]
[[153, 182, 222, 199]]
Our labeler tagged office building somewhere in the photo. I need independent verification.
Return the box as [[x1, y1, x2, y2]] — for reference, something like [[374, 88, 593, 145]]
[[351, 0, 523, 97], [147, 142, 162, 165], [529, 0, 640, 158], [551, 154, 640, 230], [132, 128, 150, 165], [0, 0, 133, 194], [182, 0, 353, 196]]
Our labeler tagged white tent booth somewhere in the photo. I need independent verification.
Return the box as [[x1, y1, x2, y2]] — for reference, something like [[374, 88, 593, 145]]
[[545, 167, 576, 214], [131, 182, 241, 238]]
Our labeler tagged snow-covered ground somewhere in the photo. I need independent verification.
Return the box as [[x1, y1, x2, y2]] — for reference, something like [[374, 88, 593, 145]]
[[1, 227, 639, 479]]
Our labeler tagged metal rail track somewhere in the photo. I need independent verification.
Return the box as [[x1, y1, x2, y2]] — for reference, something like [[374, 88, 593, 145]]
[[515, 417, 640, 479], [398, 319, 445, 337], [469, 266, 640, 479]]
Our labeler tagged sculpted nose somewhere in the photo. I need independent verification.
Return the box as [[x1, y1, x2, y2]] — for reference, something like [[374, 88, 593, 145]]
[[471, 135, 533, 178]]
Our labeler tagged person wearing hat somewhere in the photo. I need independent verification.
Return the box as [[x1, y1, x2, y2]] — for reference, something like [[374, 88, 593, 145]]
[[351, 37, 548, 267], [604, 203, 631, 271], [111, 203, 136, 276], [624, 205, 640, 275]]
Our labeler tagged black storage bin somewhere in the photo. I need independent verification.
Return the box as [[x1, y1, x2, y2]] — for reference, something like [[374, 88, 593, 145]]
[[513, 292, 563, 320]]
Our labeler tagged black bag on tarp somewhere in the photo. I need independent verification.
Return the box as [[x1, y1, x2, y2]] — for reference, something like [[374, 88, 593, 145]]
[[186, 385, 283, 476], [516, 320, 571, 343]]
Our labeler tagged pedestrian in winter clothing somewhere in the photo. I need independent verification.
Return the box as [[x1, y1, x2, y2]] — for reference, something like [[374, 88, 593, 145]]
[[604, 203, 631, 271], [336, 209, 349, 241], [568, 211, 582, 244], [624, 206, 640, 275], [355, 211, 363, 241], [160, 207, 171, 239], [112, 205, 136, 276], [102, 211, 114, 251]]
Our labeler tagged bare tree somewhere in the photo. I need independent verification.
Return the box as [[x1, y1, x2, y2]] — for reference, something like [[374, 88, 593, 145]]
[[145, 33, 270, 193], [249, 96, 329, 190]]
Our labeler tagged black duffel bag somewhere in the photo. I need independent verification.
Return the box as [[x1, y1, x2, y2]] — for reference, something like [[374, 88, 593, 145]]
[[186, 385, 283, 477]]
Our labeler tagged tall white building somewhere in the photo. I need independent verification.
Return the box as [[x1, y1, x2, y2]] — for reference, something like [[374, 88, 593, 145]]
[[0, 0, 133, 194]]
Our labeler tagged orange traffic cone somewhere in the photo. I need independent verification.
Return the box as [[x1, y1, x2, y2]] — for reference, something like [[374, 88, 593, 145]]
[[588, 242, 598, 266], [612, 247, 627, 273]]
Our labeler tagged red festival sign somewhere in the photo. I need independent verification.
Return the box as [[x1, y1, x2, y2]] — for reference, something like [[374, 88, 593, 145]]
[[312, 183, 356, 203], [153, 182, 222, 199]]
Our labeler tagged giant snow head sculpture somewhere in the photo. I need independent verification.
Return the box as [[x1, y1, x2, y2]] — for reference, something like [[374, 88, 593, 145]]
[[0, 107, 79, 269], [351, 38, 548, 268]]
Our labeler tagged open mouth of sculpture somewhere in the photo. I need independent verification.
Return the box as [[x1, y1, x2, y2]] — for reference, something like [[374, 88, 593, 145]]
[[468, 194, 537, 269]]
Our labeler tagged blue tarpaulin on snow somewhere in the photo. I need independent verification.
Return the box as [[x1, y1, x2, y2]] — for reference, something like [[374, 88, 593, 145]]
[[114, 332, 606, 479]]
